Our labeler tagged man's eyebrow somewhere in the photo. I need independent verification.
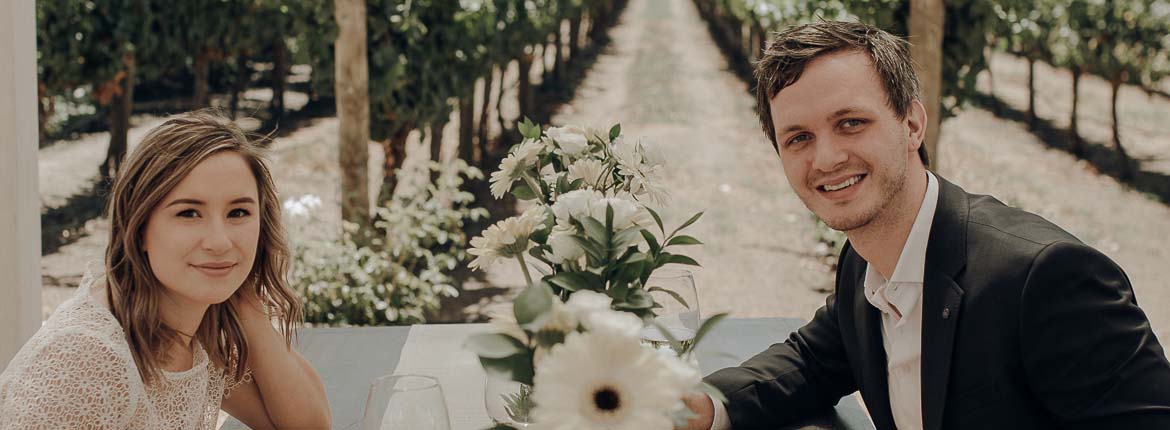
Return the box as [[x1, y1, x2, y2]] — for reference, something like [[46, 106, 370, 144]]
[[827, 107, 871, 121]]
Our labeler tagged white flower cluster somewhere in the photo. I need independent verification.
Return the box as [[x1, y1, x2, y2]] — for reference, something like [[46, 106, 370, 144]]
[[282, 194, 322, 218], [486, 124, 670, 204], [488, 291, 701, 430], [473, 123, 670, 273]]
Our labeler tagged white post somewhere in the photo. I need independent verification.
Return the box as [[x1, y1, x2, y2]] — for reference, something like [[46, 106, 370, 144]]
[[0, 0, 42, 367]]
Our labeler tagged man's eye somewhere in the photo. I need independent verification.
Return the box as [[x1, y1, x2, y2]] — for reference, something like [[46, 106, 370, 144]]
[[787, 134, 811, 146], [177, 209, 199, 219], [842, 119, 866, 129], [229, 208, 251, 218]]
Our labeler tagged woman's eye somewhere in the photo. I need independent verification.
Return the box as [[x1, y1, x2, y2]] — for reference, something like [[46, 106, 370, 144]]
[[228, 208, 251, 218], [177, 209, 199, 219]]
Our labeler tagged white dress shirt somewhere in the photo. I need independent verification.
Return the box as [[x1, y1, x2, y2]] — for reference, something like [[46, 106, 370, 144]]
[[709, 172, 938, 430]]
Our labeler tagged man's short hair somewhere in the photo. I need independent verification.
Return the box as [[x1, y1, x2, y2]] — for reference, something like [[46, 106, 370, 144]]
[[754, 20, 929, 166]]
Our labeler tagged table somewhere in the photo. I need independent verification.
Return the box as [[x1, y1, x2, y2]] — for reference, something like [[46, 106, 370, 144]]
[[224, 318, 874, 430]]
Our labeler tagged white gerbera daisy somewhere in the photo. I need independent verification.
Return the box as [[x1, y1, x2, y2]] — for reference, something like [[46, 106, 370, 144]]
[[532, 330, 684, 430], [489, 139, 546, 199], [468, 207, 546, 270]]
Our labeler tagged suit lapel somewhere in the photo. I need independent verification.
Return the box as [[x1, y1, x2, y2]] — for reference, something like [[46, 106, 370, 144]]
[[841, 247, 897, 430], [919, 175, 970, 430], [920, 269, 964, 430]]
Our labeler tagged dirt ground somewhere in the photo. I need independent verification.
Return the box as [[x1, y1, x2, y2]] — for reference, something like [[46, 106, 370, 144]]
[[39, 0, 1170, 346]]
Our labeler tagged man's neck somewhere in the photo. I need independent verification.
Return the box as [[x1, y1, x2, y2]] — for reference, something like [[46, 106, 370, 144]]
[[847, 168, 930, 280]]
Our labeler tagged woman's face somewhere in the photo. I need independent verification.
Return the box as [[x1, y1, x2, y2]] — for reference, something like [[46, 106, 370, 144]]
[[143, 151, 261, 308]]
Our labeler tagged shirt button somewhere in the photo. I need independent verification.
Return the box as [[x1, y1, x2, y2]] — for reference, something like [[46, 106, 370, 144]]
[[942, 308, 951, 319]]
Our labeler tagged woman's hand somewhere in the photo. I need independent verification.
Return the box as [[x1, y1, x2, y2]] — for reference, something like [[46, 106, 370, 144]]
[[221, 287, 331, 429]]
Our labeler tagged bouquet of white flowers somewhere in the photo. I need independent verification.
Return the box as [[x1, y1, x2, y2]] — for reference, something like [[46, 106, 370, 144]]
[[466, 120, 726, 430]]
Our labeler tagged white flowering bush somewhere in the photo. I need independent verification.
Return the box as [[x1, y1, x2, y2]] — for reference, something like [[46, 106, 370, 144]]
[[287, 160, 489, 326], [467, 120, 726, 430]]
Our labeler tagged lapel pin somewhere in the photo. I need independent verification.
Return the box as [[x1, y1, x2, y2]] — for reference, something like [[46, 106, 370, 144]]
[[942, 308, 951, 319]]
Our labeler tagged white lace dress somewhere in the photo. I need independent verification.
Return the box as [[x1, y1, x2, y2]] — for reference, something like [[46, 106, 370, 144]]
[[0, 275, 228, 430]]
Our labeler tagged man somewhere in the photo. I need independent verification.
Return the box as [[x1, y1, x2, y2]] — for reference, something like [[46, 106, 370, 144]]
[[683, 21, 1170, 430]]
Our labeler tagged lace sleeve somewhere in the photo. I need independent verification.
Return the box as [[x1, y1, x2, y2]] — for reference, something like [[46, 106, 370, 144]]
[[0, 328, 139, 430], [222, 366, 254, 399]]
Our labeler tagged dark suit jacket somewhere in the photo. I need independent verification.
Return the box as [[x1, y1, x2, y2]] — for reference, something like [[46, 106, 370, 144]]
[[706, 175, 1170, 429]]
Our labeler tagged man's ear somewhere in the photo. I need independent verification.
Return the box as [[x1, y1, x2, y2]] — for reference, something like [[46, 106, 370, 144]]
[[905, 99, 928, 153]]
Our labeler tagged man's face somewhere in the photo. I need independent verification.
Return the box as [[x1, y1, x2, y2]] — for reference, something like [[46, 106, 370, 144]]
[[770, 50, 922, 232]]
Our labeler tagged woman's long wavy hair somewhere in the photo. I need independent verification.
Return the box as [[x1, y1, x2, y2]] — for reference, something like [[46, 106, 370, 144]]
[[104, 109, 301, 385]]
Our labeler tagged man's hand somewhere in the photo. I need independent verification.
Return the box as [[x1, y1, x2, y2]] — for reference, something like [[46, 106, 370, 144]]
[[679, 392, 716, 430]]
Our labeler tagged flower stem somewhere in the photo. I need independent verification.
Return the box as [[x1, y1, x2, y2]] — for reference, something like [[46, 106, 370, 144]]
[[517, 255, 534, 286]]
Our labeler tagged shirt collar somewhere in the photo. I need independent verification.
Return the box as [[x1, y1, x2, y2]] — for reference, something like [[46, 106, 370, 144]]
[[863, 171, 940, 314]]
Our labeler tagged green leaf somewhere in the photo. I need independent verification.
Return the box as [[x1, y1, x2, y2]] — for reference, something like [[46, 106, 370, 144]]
[[465, 333, 526, 359], [665, 235, 703, 247], [645, 206, 666, 235], [688, 313, 730, 355], [513, 282, 555, 326], [479, 351, 535, 386], [670, 211, 705, 237], [604, 204, 615, 236], [512, 183, 538, 201], [650, 320, 685, 355], [567, 178, 586, 192], [664, 254, 701, 267], [697, 382, 729, 404], [568, 235, 605, 261], [614, 288, 655, 310], [519, 117, 541, 140], [647, 286, 689, 309], [640, 230, 661, 255], [546, 271, 603, 292], [609, 123, 621, 141], [612, 226, 644, 251], [578, 217, 608, 246]]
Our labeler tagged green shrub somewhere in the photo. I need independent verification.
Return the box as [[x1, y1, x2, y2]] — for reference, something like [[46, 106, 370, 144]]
[[288, 160, 489, 326]]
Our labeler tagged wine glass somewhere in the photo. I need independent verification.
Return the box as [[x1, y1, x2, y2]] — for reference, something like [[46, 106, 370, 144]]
[[361, 374, 451, 430], [484, 372, 536, 428], [640, 268, 700, 362]]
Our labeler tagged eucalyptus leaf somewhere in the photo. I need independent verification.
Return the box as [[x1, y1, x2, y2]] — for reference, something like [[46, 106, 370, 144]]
[[465, 333, 526, 359], [609, 123, 621, 141], [513, 282, 555, 327]]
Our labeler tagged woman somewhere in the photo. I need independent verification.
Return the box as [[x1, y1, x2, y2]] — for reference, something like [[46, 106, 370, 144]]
[[0, 110, 331, 429]]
